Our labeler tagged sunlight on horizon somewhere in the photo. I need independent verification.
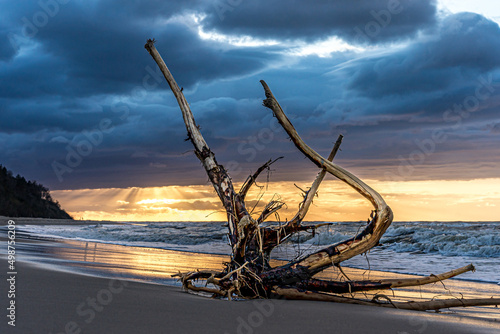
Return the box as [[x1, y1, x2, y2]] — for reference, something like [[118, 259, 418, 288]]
[[52, 178, 500, 222]]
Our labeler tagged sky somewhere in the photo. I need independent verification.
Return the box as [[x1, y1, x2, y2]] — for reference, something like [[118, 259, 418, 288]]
[[1, 0, 499, 221]]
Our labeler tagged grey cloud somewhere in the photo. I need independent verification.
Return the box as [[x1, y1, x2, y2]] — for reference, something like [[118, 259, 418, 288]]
[[490, 122, 500, 133], [203, 0, 437, 43], [1, 1, 279, 102], [0, 31, 17, 61], [1, 2, 499, 193], [342, 13, 500, 99], [0, 98, 129, 134]]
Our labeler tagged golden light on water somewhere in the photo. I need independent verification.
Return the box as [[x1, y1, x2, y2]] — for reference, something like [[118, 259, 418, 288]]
[[40, 238, 500, 321], [52, 178, 500, 222]]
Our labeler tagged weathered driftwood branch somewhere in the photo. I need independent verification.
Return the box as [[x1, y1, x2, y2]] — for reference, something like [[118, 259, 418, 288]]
[[146, 39, 498, 312], [257, 199, 286, 224], [239, 157, 283, 201], [379, 263, 476, 289], [273, 287, 500, 311], [258, 135, 343, 255], [260, 80, 393, 275], [289, 134, 344, 226], [296, 264, 476, 293], [257, 81, 394, 285], [145, 39, 255, 262]]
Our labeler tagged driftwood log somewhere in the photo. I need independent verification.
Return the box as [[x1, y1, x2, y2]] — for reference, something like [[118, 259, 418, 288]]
[[144, 39, 500, 311]]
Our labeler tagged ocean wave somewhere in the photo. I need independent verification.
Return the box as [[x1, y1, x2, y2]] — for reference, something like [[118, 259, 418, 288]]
[[379, 223, 500, 258], [19, 221, 500, 257], [19, 222, 228, 246], [11, 221, 500, 284], [276, 222, 500, 258]]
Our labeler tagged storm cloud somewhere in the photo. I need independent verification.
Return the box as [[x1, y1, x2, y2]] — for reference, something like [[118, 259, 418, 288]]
[[1, 1, 499, 192], [203, 0, 437, 43]]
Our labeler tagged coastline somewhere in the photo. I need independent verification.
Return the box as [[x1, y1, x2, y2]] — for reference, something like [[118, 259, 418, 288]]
[[1, 261, 499, 334], [0, 218, 499, 333], [0, 216, 122, 226]]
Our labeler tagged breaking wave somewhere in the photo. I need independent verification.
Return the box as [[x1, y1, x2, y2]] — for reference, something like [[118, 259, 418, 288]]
[[16, 221, 500, 283]]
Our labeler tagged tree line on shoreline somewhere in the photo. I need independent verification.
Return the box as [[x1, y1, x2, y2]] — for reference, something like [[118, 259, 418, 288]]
[[0, 165, 72, 219]]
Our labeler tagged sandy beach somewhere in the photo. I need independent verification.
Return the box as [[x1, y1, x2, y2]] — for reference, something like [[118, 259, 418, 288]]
[[1, 262, 499, 334], [1, 219, 499, 333], [3, 1, 500, 333]]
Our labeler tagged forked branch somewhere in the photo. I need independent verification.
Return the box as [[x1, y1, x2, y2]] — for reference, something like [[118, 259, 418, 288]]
[[259, 135, 343, 253], [239, 157, 283, 201], [286, 134, 343, 227], [260, 80, 393, 274]]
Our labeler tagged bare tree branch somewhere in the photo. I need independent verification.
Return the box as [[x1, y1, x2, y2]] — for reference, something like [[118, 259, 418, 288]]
[[295, 264, 476, 293], [145, 39, 253, 257], [257, 200, 286, 224], [260, 80, 393, 275], [259, 135, 343, 254], [239, 157, 283, 201], [273, 287, 500, 311], [287, 134, 343, 227]]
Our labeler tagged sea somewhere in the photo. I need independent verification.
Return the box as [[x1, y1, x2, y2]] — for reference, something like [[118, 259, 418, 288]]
[[17, 220, 500, 285]]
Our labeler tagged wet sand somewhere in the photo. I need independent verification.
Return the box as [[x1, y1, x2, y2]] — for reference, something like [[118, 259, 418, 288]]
[[0, 219, 499, 333], [1, 261, 499, 334]]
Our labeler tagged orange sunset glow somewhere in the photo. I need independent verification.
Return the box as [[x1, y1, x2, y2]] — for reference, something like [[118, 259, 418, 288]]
[[52, 178, 500, 222]]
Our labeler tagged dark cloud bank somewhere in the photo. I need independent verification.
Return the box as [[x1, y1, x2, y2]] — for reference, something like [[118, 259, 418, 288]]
[[204, 0, 437, 43], [0, 1, 499, 191]]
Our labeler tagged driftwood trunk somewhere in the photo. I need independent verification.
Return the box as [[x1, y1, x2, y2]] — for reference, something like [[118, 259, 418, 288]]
[[145, 39, 500, 311]]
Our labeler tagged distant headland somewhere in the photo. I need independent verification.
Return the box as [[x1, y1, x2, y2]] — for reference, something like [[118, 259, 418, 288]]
[[0, 165, 72, 219]]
